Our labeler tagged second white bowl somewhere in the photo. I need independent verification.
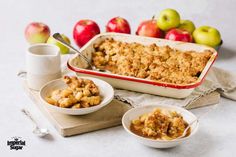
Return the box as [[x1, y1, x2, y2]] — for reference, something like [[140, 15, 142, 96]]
[[122, 104, 199, 148]]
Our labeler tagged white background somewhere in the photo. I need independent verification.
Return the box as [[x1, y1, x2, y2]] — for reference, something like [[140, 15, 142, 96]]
[[0, 0, 236, 156]]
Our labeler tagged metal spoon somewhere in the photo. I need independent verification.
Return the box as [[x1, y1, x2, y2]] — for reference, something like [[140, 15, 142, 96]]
[[21, 109, 49, 137], [173, 104, 218, 140], [52, 33, 110, 73], [174, 118, 199, 140]]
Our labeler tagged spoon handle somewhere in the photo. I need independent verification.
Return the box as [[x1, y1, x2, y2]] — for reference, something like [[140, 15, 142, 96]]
[[174, 104, 219, 140], [21, 109, 39, 128], [178, 118, 199, 139], [52, 33, 93, 68]]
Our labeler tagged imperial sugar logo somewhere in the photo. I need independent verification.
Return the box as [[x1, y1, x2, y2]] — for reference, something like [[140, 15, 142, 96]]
[[7, 137, 26, 150]]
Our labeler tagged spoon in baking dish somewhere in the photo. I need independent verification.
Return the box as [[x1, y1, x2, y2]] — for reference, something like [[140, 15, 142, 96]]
[[52, 33, 110, 73], [21, 109, 49, 137]]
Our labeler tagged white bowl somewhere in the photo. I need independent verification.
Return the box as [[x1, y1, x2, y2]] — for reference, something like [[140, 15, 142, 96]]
[[40, 76, 114, 115], [122, 104, 199, 148]]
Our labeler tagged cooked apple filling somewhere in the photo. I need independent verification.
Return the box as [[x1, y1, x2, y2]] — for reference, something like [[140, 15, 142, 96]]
[[130, 108, 190, 140], [92, 38, 212, 85], [46, 76, 101, 109]]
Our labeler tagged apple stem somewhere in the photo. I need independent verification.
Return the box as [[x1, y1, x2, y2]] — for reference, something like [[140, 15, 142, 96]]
[[152, 15, 155, 20]]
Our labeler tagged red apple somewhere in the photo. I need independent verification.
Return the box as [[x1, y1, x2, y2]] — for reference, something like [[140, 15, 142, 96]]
[[165, 28, 192, 42], [106, 17, 131, 34], [73, 19, 100, 47], [136, 20, 164, 38], [25, 22, 50, 44]]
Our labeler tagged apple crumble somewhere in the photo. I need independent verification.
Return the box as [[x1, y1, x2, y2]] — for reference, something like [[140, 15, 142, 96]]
[[130, 108, 190, 140], [45, 76, 101, 109], [92, 38, 213, 85]]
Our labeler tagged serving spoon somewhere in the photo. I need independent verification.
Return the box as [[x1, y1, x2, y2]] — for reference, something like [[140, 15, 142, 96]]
[[21, 109, 49, 137], [52, 33, 110, 73]]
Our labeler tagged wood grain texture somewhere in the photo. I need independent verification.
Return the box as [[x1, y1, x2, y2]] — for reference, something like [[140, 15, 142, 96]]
[[23, 81, 131, 137]]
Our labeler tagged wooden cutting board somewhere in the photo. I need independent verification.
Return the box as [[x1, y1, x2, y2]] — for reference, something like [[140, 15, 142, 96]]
[[22, 81, 219, 137], [23, 82, 131, 137]]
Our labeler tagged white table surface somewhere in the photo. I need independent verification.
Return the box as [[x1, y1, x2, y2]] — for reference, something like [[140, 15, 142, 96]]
[[1, 0, 236, 156]]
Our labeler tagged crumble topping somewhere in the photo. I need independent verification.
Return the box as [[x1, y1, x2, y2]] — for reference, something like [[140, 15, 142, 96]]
[[91, 38, 212, 85]]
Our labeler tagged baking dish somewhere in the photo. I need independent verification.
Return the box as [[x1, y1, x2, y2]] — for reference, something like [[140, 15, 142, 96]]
[[67, 33, 217, 98]]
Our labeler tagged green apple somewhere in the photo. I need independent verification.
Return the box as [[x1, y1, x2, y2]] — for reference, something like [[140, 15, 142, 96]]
[[193, 26, 221, 47], [178, 20, 195, 34], [47, 34, 71, 54], [157, 8, 180, 31]]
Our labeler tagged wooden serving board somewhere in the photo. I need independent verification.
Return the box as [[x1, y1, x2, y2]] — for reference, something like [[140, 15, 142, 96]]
[[22, 81, 219, 137], [23, 83, 131, 137]]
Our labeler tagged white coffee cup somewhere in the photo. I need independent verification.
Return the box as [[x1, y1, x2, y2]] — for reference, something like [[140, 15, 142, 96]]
[[26, 43, 61, 90]]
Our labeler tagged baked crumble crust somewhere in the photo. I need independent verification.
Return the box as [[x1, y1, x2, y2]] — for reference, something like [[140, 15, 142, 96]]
[[92, 38, 212, 85]]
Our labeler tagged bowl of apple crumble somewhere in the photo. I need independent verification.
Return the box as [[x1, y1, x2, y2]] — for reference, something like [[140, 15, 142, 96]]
[[122, 105, 199, 148], [68, 33, 217, 98], [39, 76, 114, 115]]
